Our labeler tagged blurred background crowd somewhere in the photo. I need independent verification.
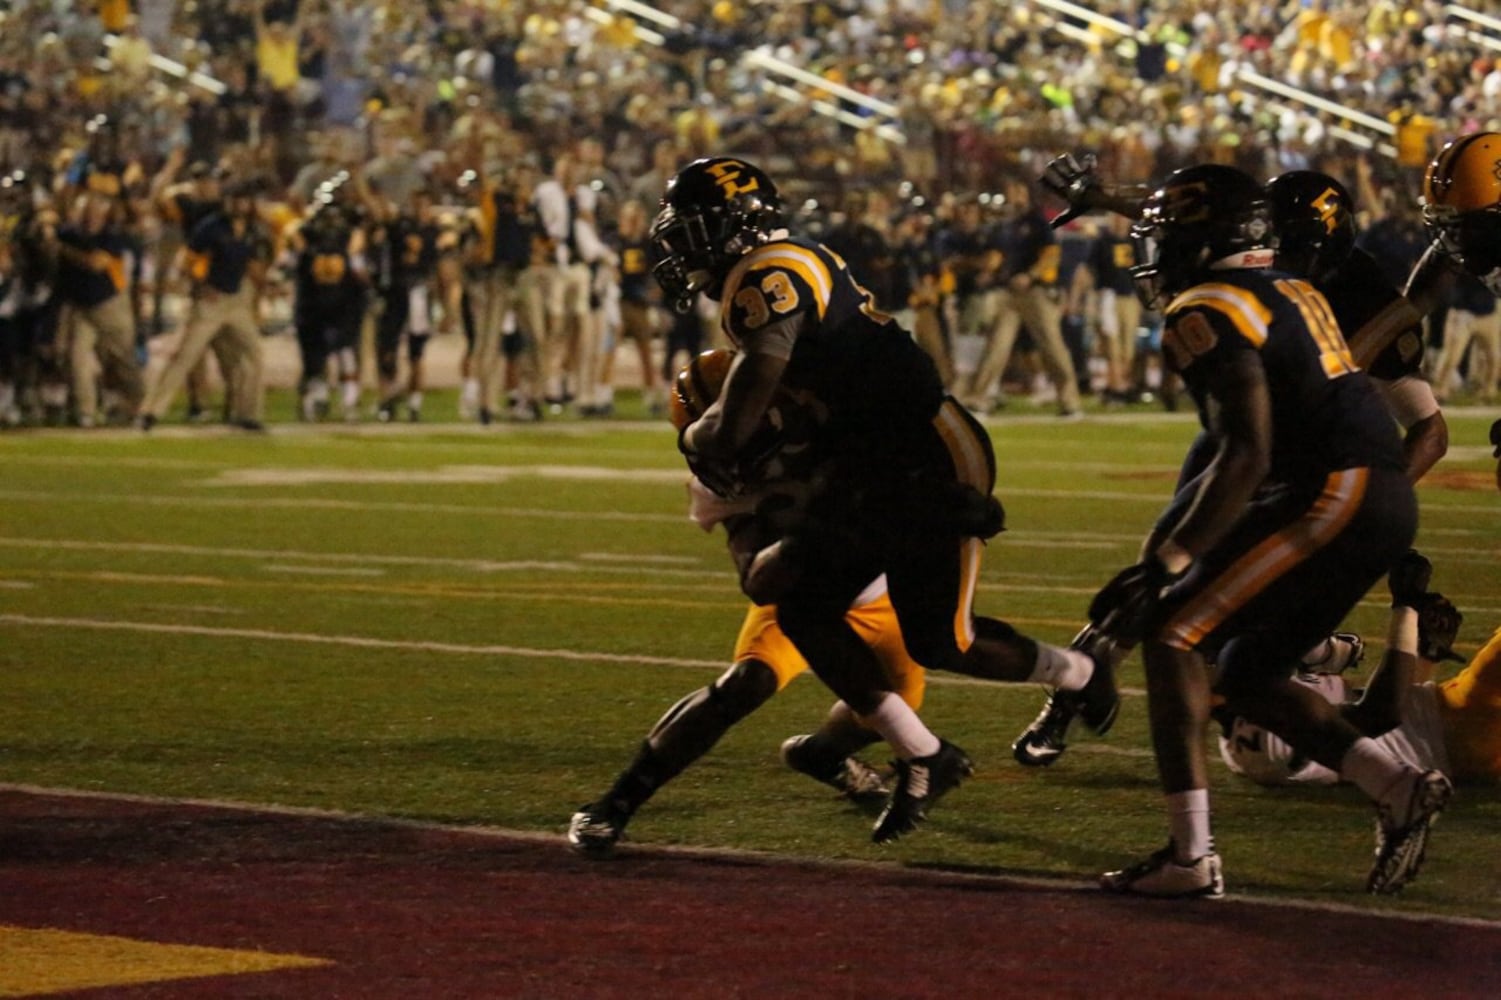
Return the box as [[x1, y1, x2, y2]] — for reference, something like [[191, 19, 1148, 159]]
[[2, 0, 1500, 428]]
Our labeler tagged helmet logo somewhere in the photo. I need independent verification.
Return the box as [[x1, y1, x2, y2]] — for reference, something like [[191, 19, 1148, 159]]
[[1161, 179, 1212, 223], [705, 159, 761, 199], [1310, 187, 1342, 234]]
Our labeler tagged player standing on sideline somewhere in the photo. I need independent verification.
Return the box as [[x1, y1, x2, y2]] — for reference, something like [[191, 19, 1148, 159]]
[[653, 158, 1120, 843], [1080, 164, 1445, 898], [138, 179, 269, 431], [965, 177, 1081, 417], [50, 191, 144, 426], [287, 194, 366, 422], [366, 186, 443, 423]]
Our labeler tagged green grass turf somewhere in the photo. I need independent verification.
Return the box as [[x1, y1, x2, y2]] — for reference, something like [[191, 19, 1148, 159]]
[[2, 394, 1498, 918]]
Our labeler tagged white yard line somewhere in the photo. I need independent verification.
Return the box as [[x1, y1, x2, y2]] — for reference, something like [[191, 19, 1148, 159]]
[[0, 612, 727, 669], [261, 564, 388, 577], [1, 781, 1496, 930]]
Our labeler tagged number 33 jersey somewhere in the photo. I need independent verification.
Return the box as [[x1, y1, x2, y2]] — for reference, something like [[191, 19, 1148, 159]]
[[1160, 268, 1406, 486], [717, 235, 946, 458]]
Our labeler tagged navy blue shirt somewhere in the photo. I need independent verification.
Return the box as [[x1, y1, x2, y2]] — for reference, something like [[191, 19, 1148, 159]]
[[56, 225, 136, 308], [188, 212, 265, 294]]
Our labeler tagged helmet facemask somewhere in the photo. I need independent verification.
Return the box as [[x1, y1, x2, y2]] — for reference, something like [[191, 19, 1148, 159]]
[[1424, 203, 1501, 295]]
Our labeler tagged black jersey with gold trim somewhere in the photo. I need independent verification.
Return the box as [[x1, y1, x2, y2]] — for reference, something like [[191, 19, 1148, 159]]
[[1161, 268, 1405, 485], [719, 235, 945, 452], [1317, 246, 1424, 380]]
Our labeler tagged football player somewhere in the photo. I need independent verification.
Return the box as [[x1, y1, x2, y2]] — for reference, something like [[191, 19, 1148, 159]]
[[652, 158, 1119, 844], [286, 192, 368, 422], [568, 350, 920, 857], [1015, 159, 1455, 770], [1219, 552, 1500, 798], [1082, 165, 1445, 898]]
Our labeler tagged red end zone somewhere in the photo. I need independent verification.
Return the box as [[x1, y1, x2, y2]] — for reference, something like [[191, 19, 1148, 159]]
[[1, 788, 1496, 998]]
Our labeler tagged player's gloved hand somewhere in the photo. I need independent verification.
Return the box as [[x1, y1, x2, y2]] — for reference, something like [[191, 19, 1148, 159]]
[[679, 425, 739, 498], [1388, 549, 1434, 608], [1087, 554, 1183, 647], [1040, 152, 1100, 229], [1416, 592, 1465, 663]]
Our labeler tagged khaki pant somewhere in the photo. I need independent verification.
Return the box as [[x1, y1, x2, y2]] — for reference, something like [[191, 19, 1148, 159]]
[[143, 287, 263, 422], [1434, 308, 1501, 403], [967, 285, 1081, 413], [466, 266, 541, 415], [907, 303, 953, 389], [65, 294, 144, 422], [1097, 289, 1141, 392], [533, 261, 594, 400]]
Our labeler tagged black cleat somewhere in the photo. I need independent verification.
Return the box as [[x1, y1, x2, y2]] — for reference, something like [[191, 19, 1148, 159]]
[[1012, 692, 1079, 767], [1011, 625, 1119, 767], [872, 740, 973, 844], [780, 734, 889, 800], [567, 800, 629, 857]]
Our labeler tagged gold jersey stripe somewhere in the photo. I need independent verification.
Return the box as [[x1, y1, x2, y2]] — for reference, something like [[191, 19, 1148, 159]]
[[724, 245, 833, 320], [1168, 283, 1271, 346], [1162, 468, 1368, 649], [0, 925, 330, 996]]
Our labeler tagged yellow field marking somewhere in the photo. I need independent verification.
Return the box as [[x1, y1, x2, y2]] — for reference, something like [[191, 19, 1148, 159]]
[[0, 925, 328, 997]]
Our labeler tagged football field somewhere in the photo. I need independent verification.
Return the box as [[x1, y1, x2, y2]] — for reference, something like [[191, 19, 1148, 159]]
[[2, 403, 1500, 993]]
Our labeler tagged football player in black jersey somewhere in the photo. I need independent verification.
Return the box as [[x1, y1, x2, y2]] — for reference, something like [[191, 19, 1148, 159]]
[[287, 195, 367, 422], [1016, 157, 1457, 773], [652, 157, 1120, 844], [1083, 165, 1447, 898], [365, 184, 445, 422], [1265, 170, 1449, 481]]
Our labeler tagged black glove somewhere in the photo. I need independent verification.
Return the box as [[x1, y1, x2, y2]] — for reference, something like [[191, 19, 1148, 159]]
[[679, 423, 785, 499], [1088, 554, 1183, 647], [1388, 549, 1433, 608], [679, 425, 738, 498], [1040, 152, 1100, 229], [1415, 593, 1465, 663], [1490, 417, 1501, 458]]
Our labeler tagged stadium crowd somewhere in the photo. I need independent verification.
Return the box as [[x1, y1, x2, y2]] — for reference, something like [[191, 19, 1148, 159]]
[[3, 0, 1501, 428]]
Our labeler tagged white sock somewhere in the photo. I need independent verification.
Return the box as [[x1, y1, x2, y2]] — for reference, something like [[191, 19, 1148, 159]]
[[342, 380, 359, 412], [461, 378, 479, 407], [408, 391, 423, 412], [862, 692, 941, 760], [1340, 738, 1413, 812], [1029, 643, 1093, 691], [1166, 788, 1213, 862]]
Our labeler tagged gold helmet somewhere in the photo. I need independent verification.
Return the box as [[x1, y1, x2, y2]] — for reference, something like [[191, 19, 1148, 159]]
[[1423, 132, 1501, 292]]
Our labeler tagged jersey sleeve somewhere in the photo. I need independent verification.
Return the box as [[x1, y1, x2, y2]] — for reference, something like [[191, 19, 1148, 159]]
[[1159, 281, 1272, 377], [721, 245, 834, 356]]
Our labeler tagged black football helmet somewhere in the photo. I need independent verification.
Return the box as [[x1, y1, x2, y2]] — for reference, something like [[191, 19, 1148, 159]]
[[650, 157, 783, 313], [1423, 131, 1501, 294], [1266, 170, 1356, 283], [1129, 164, 1274, 309]]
